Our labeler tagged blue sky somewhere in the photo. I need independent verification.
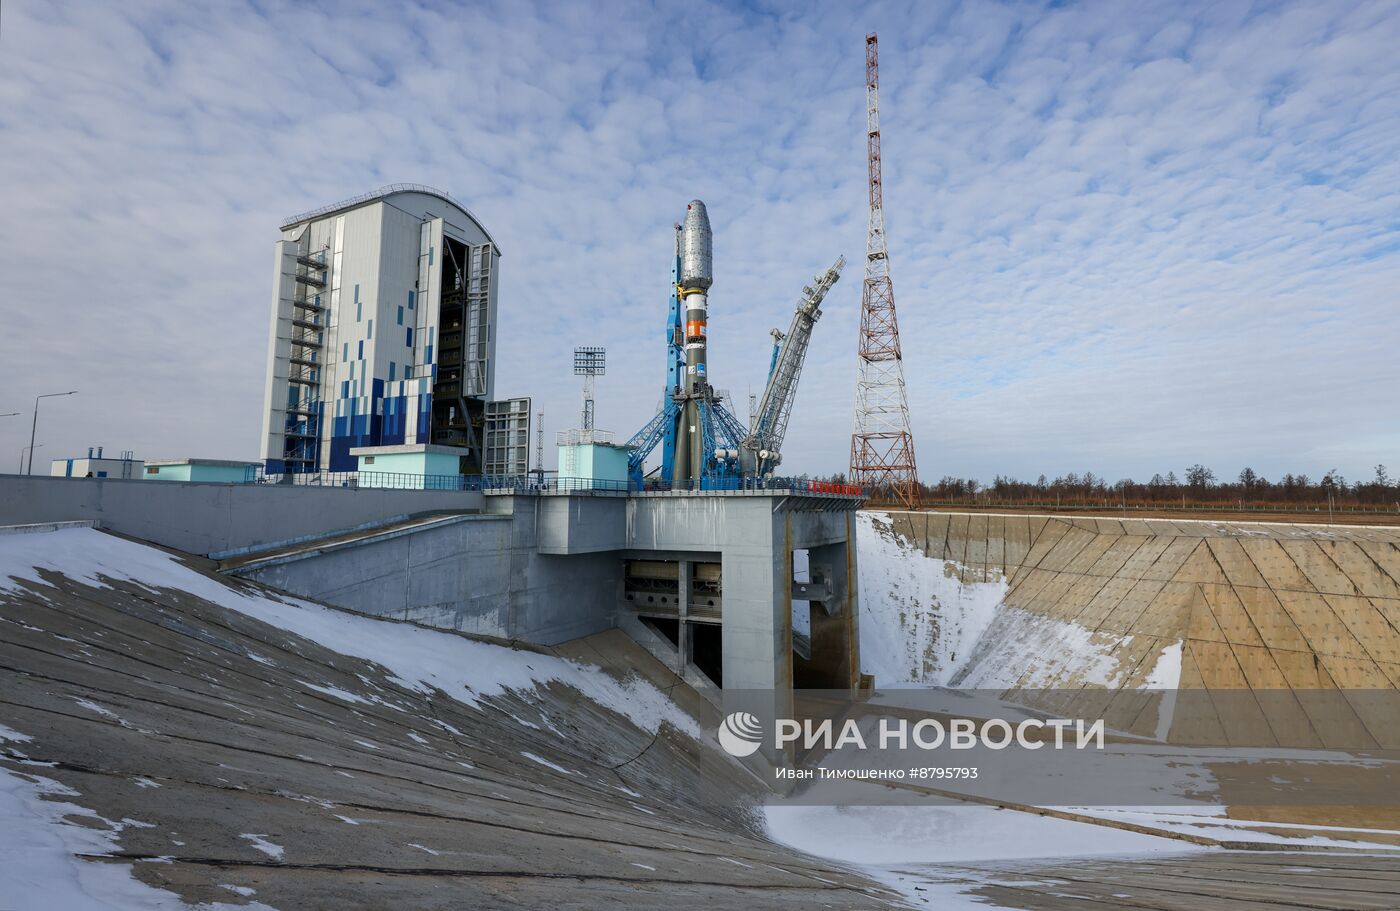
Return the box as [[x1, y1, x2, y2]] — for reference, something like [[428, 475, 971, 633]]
[[1, 0, 1397, 484]]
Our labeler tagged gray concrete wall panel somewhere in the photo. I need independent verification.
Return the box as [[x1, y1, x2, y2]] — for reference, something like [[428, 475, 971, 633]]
[[0, 474, 483, 556]]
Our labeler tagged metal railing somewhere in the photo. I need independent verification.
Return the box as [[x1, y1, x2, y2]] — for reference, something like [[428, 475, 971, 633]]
[[626, 477, 865, 496], [246, 467, 486, 490], [242, 466, 865, 498]]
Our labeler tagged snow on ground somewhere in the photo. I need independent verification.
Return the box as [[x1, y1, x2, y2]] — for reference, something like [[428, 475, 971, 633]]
[[0, 722, 33, 744], [764, 802, 1203, 907], [0, 759, 274, 910], [1065, 807, 1400, 850], [948, 605, 1139, 689], [856, 513, 1008, 686], [764, 803, 1194, 865], [239, 833, 285, 860], [1143, 641, 1183, 739], [0, 527, 700, 741], [857, 511, 1185, 719], [520, 751, 576, 776]]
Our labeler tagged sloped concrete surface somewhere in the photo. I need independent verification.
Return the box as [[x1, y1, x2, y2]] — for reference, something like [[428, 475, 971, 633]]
[[872, 512, 1400, 742], [8, 525, 1400, 910], [0, 528, 895, 909]]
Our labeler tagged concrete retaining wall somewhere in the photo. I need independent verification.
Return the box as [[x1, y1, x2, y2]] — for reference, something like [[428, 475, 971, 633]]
[[0, 473, 483, 556], [877, 510, 1400, 743], [234, 508, 619, 645]]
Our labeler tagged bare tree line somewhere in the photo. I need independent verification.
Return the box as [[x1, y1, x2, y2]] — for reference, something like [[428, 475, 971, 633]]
[[808, 464, 1399, 510]]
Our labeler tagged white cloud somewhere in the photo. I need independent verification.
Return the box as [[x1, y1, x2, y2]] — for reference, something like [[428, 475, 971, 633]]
[[0, 0, 1396, 484]]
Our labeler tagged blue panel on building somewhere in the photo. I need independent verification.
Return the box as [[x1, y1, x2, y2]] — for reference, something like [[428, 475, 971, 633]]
[[381, 394, 408, 445], [329, 436, 355, 471], [417, 392, 432, 438]]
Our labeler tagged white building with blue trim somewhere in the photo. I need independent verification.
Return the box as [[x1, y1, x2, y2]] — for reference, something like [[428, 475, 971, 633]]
[[260, 185, 500, 476]]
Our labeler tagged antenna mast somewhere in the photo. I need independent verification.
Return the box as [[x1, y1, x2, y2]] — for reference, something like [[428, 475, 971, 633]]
[[850, 32, 921, 508], [535, 411, 544, 477]]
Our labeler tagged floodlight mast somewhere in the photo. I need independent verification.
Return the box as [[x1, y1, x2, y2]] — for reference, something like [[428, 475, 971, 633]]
[[573, 347, 606, 431]]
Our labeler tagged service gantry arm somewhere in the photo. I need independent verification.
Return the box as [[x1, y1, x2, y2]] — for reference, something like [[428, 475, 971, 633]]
[[743, 256, 845, 476]]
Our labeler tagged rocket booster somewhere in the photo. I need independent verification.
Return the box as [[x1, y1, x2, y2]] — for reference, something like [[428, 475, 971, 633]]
[[673, 200, 713, 483]]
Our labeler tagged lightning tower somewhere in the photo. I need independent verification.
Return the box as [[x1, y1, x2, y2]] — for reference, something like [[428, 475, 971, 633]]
[[850, 32, 921, 508]]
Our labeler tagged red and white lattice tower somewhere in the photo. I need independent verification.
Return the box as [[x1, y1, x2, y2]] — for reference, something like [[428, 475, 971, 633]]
[[850, 32, 921, 508]]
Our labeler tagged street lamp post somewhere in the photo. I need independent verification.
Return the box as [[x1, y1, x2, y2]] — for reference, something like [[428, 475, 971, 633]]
[[27, 391, 77, 475], [19, 445, 41, 474]]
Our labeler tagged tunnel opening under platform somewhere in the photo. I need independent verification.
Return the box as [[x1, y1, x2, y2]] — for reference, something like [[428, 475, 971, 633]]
[[611, 490, 864, 702]]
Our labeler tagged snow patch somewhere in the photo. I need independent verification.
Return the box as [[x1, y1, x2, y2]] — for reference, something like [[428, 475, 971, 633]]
[[74, 699, 119, 721], [520, 751, 574, 776], [949, 606, 1136, 689], [1066, 806, 1400, 849], [856, 512, 1008, 685], [764, 802, 1201, 905], [0, 723, 34, 744], [0, 764, 272, 910], [1144, 641, 1184, 740], [239, 833, 284, 860], [299, 680, 371, 704]]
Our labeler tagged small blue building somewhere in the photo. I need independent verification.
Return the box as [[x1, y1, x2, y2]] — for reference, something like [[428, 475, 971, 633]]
[[144, 459, 260, 483]]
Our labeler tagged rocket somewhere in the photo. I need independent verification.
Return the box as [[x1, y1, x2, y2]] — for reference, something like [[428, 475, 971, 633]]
[[672, 200, 712, 483]]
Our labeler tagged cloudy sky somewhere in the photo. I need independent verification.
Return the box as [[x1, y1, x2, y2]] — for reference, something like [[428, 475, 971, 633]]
[[1, 0, 1397, 485]]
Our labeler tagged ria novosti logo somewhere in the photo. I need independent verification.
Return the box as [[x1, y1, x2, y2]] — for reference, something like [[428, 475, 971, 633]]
[[717, 712, 764, 757], [717, 711, 1106, 758]]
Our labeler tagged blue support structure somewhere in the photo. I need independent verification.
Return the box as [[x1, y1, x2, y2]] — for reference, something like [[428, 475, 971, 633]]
[[711, 399, 747, 450], [625, 399, 677, 485], [659, 236, 685, 484]]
